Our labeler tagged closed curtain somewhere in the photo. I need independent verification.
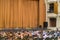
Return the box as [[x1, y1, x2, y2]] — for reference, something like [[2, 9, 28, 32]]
[[0, 0, 38, 29]]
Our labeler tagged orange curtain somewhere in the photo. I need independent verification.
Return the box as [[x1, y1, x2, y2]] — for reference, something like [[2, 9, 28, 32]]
[[54, 2, 58, 14], [0, 0, 38, 29], [40, 0, 46, 26]]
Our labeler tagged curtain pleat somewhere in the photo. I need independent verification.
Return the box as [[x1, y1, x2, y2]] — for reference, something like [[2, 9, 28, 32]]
[[0, 0, 39, 29]]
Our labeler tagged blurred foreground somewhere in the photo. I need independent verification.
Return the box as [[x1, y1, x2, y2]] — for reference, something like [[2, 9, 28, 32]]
[[0, 28, 60, 40]]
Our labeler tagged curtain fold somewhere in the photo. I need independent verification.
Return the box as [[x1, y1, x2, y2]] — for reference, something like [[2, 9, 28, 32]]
[[0, 0, 39, 29]]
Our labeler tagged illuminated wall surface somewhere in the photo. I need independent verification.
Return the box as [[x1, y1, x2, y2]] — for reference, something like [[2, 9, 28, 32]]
[[0, 0, 46, 29]]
